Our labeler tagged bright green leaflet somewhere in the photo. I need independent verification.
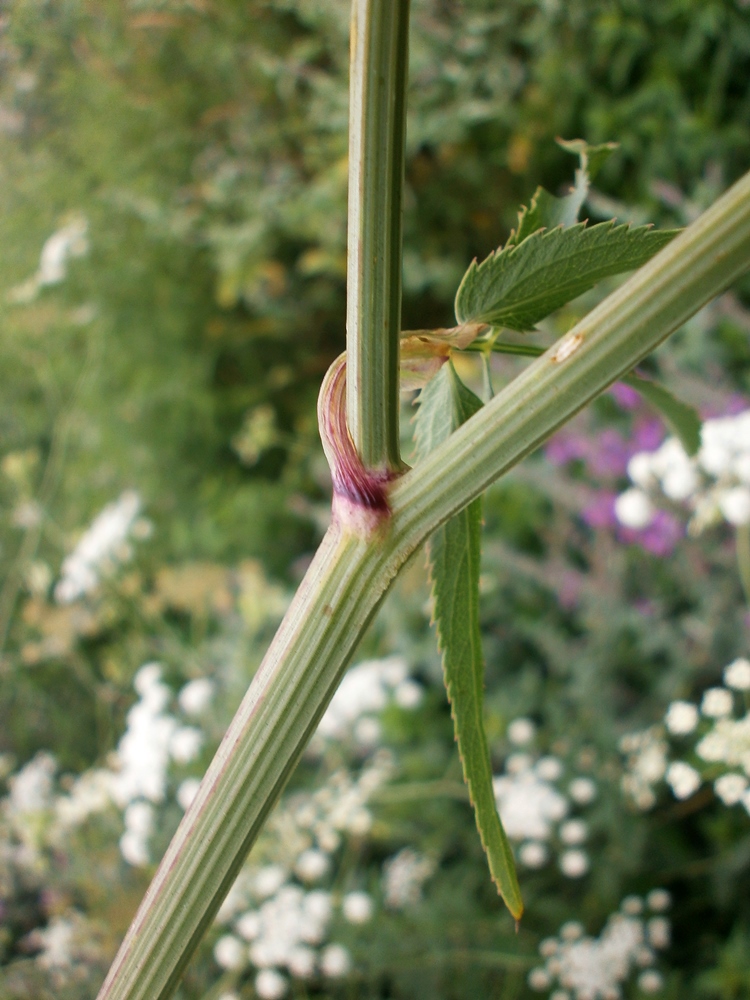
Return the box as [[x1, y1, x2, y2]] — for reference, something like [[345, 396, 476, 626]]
[[454, 220, 680, 331], [414, 362, 523, 921]]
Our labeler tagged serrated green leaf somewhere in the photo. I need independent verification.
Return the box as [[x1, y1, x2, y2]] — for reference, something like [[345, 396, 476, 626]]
[[623, 373, 701, 456], [455, 220, 680, 331], [414, 363, 523, 921]]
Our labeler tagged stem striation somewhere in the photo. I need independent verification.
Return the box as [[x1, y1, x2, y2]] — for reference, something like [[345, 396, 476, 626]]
[[346, 0, 410, 473]]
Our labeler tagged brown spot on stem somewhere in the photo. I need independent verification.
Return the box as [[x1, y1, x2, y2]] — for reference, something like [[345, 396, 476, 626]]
[[551, 332, 584, 363]]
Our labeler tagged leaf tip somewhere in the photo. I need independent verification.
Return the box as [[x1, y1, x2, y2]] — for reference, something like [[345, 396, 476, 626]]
[[509, 895, 524, 924]]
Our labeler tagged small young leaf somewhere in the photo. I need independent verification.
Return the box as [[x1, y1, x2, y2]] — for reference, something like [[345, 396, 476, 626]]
[[623, 373, 702, 456], [556, 137, 619, 181], [455, 220, 679, 331], [509, 139, 618, 245], [414, 363, 524, 921], [511, 178, 588, 246]]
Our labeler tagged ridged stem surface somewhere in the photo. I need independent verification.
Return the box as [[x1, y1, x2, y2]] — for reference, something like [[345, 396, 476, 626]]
[[346, 0, 410, 472]]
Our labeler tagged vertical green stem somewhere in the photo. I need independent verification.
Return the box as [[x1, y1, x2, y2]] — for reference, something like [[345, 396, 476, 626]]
[[346, 0, 410, 472]]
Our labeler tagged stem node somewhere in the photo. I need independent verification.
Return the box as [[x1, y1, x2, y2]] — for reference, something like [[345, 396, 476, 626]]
[[319, 354, 397, 535]]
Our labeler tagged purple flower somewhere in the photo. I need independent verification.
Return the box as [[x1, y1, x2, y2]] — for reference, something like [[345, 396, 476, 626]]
[[632, 417, 664, 453], [546, 418, 666, 482], [588, 428, 631, 478], [618, 509, 683, 557], [581, 491, 618, 530], [609, 382, 641, 410], [702, 393, 750, 419], [545, 431, 589, 466]]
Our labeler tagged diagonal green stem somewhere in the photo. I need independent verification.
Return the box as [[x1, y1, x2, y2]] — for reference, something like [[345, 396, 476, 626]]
[[97, 172, 750, 1000], [96, 525, 408, 1000], [393, 169, 750, 527], [346, 0, 410, 473]]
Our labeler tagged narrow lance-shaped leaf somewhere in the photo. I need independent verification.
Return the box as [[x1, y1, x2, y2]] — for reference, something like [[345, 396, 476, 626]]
[[414, 362, 523, 921], [455, 220, 680, 331]]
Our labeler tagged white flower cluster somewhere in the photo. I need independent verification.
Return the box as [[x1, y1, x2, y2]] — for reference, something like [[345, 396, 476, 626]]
[[1, 653, 410, 997], [111, 665, 205, 865], [25, 910, 103, 989], [311, 656, 423, 753], [615, 410, 750, 533], [621, 657, 750, 813], [2, 663, 214, 867], [382, 848, 436, 909], [619, 728, 670, 811], [285, 749, 395, 856], [528, 891, 671, 999], [28, 914, 77, 975], [55, 490, 152, 603], [3, 750, 57, 869], [48, 663, 212, 866], [0, 762, 107, 984], [8, 215, 89, 303], [212, 751, 394, 998], [215, 881, 351, 996], [7, 750, 56, 817], [492, 719, 597, 878], [215, 882, 358, 997]]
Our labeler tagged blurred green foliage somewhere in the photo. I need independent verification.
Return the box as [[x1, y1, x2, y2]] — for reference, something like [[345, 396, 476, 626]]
[[1, 0, 750, 997]]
